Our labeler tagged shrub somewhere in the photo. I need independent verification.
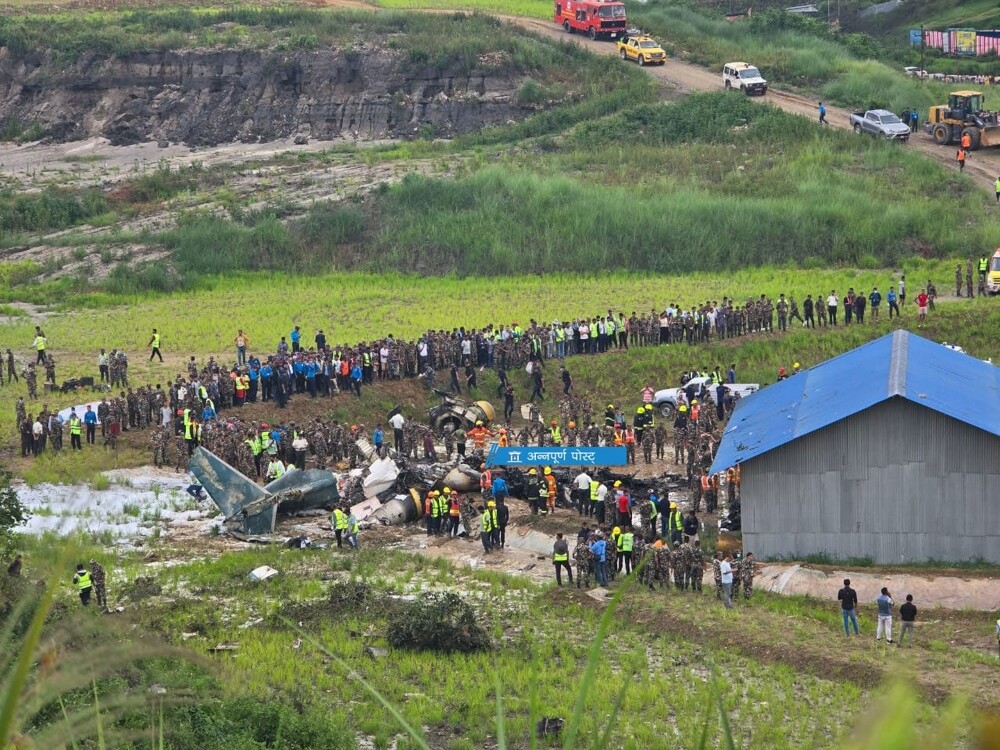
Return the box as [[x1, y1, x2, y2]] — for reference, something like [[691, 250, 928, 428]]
[[386, 592, 490, 653]]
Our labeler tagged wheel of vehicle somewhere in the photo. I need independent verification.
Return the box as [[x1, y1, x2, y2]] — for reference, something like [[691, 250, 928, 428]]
[[588, 26, 596, 40], [620, 48, 627, 59], [962, 126, 982, 150], [740, 84, 747, 95], [932, 123, 952, 145], [638, 55, 646, 66], [725, 80, 731, 90], [658, 402, 675, 419], [564, 20, 572, 33], [853, 123, 862, 134]]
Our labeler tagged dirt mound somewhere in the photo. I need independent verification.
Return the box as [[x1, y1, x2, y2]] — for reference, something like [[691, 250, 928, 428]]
[[0, 47, 529, 146]]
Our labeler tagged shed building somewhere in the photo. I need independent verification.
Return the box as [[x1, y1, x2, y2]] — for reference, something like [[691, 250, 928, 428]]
[[710, 331, 1000, 564]]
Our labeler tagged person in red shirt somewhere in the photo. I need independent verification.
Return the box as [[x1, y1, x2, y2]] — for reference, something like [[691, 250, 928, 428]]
[[916, 288, 929, 323], [616, 486, 631, 527]]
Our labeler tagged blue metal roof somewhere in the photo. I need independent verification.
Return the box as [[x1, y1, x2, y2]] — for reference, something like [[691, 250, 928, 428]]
[[710, 330, 1000, 473]]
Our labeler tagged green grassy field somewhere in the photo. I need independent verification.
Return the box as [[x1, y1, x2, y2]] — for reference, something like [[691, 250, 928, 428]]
[[3, 541, 991, 750]]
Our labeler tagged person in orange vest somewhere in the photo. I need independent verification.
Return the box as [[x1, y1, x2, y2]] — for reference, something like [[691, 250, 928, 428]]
[[469, 420, 490, 451], [543, 466, 558, 513], [690, 400, 700, 422], [480, 467, 493, 498], [448, 490, 462, 537], [424, 491, 437, 535], [613, 426, 624, 446], [623, 427, 637, 465], [498, 427, 509, 447], [957, 147, 967, 172], [961, 131, 972, 150]]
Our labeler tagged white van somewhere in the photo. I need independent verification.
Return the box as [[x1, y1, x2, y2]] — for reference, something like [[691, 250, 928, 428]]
[[722, 62, 767, 96]]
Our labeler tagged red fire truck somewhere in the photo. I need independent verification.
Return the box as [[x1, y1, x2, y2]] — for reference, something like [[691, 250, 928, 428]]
[[554, 0, 627, 40]]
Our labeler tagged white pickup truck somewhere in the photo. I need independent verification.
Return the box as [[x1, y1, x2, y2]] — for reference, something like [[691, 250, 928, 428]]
[[652, 377, 759, 417]]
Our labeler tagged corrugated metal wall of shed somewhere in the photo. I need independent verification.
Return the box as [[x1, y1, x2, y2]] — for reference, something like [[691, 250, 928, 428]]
[[742, 398, 1000, 563]]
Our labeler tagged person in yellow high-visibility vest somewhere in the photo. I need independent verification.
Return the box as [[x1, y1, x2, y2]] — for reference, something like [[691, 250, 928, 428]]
[[68, 409, 82, 451], [73, 562, 93, 606], [332, 505, 349, 548], [552, 532, 573, 586], [32, 327, 47, 364], [147, 328, 163, 362]]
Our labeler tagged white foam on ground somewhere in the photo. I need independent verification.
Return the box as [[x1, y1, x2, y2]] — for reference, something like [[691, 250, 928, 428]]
[[13, 466, 217, 543]]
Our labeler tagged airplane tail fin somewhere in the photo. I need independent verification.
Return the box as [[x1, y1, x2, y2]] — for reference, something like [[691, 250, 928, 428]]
[[188, 447, 267, 518]]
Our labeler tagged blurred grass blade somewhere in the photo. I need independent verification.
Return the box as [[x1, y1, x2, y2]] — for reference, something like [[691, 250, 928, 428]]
[[59, 696, 81, 750], [290, 623, 431, 750], [562, 572, 635, 750], [0, 570, 56, 743], [494, 669, 507, 750], [712, 669, 736, 750], [593, 678, 629, 750]]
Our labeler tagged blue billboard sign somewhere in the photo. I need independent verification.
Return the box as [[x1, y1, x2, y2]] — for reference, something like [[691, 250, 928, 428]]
[[484, 444, 627, 468]]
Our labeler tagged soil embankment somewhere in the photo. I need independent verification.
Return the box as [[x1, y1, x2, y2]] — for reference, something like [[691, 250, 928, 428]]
[[0, 47, 529, 145]]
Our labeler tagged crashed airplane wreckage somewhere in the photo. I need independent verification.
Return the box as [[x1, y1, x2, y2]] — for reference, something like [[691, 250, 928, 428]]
[[187, 445, 483, 535], [189, 439, 688, 536]]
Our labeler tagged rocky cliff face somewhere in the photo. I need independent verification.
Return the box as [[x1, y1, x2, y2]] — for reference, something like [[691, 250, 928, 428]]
[[0, 47, 528, 145]]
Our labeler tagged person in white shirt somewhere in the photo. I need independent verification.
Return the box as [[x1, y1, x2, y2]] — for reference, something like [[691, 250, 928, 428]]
[[720, 555, 734, 609], [596, 482, 608, 524], [292, 434, 309, 470], [389, 411, 406, 454], [826, 291, 839, 326], [573, 470, 592, 514]]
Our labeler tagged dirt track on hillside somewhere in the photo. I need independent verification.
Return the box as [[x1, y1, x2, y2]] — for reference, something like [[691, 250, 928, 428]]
[[323, 0, 1000, 194]]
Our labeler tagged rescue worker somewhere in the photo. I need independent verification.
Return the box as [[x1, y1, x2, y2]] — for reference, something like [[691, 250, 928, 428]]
[[549, 420, 561, 446], [332, 505, 349, 548], [448, 490, 462, 537], [553, 532, 573, 586], [543, 466, 558, 514], [668, 502, 683, 545], [619, 527, 634, 575], [148, 328, 163, 362], [469, 420, 490, 451], [480, 504, 495, 552], [73, 563, 93, 606], [266, 457, 285, 482], [526, 468, 541, 514]]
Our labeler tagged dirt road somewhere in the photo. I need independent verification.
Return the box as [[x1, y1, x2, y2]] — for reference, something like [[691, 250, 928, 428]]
[[322, 0, 1000, 194], [511, 15, 1000, 193]]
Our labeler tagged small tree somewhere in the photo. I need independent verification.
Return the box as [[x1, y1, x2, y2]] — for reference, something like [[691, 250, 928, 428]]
[[0, 469, 28, 560]]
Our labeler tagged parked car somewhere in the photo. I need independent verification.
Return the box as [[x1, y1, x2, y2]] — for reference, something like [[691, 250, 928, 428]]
[[849, 109, 911, 141], [652, 377, 759, 417]]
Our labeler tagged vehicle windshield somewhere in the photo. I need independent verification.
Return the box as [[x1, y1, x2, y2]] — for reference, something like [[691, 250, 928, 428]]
[[639, 41, 658, 48], [598, 5, 625, 17], [739, 68, 761, 79], [881, 114, 902, 124], [992, 256, 1000, 271]]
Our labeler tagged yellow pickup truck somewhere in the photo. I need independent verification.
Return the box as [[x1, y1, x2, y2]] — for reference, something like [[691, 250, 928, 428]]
[[617, 35, 666, 66]]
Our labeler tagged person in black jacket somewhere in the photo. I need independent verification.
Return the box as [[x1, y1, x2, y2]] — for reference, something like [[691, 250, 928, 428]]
[[683, 511, 699, 544], [495, 498, 509, 549], [898, 594, 917, 648], [838, 578, 860, 636]]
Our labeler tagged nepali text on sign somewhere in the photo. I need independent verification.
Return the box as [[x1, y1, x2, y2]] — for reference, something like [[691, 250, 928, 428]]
[[484, 445, 627, 468]]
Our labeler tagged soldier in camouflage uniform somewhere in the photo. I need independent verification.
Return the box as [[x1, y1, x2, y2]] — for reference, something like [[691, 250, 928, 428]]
[[741, 552, 756, 599], [151, 426, 168, 468], [43, 355, 56, 385], [654, 424, 666, 460], [24, 364, 37, 400], [573, 539, 594, 589], [173, 432, 188, 472], [678, 538, 694, 590], [311, 421, 328, 468], [15, 397, 26, 430], [731, 557, 743, 599], [712, 552, 723, 599], [671, 542, 686, 591], [641, 428, 654, 464], [90, 559, 107, 610], [689, 540, 704, 593]]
